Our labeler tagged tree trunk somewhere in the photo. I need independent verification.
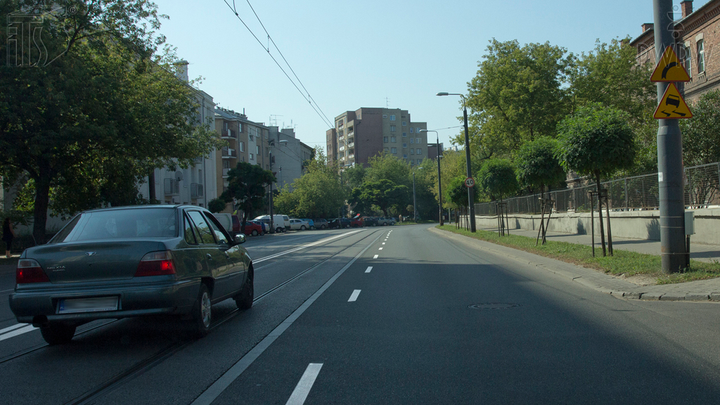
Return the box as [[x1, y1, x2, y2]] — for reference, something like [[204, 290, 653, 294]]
[[595, 172, 606, 257], [33, 173, 51, 245]]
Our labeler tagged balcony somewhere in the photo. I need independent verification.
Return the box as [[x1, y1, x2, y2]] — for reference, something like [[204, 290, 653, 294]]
[[347, 142, 354, 148], [222, 168, 231, 178], [221, 128, 234, 139], [222, 147, 237, 158], [163, 178, 179, 195], [339, 145, 345, 152], [191, 183, 204, 199]]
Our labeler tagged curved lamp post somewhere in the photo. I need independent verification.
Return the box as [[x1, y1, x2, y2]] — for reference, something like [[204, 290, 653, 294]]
[[437, 92, 475, 232]]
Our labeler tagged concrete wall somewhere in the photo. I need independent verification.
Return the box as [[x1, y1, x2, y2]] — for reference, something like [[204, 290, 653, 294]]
[[473, 208, 720, 245]]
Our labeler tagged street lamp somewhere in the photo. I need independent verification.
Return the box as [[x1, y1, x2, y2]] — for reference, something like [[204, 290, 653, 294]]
[[420, 129, 443, 226], [268, 150, 275, 234], [413, 166, 423, 222], [437, 92, 476, 232]]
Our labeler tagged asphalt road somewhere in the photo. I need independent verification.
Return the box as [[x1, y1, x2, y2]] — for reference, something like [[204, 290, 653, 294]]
[[2, 225, 720, 404]]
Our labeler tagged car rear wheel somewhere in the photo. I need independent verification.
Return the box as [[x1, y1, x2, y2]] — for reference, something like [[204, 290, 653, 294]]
[[252, 230, 259, 236], [300, 225, 306, 230], [40, 322, 76, 345], [191, 284, 212, 338], [235, 268, 253, 310]]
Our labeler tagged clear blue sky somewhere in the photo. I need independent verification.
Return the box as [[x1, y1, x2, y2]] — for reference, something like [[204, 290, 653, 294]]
[[152, 0, 708, 151]]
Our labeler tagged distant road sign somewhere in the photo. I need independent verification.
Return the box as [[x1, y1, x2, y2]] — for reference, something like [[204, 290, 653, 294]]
[[465, 177, 475, 188], [650, 46, 690, 82], [653, 83, 693, 119]]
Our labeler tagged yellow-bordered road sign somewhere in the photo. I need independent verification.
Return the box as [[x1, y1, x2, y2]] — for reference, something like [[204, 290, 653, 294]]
[[650, 46, 690, 82], [654, 83, 692, 119]]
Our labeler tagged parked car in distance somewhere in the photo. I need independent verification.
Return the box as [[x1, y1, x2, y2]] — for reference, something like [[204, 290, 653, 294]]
[[313, 218, 328, 229], [242, 221, 263, 236], [378, 217, 396, 226], [250, 220, 269, 233], [350, 217, 363, 227], [9, 205, 254, 345], [288, 219, 309, 230], [302, 219, 315, 229], [254, 214, 290, 233], [362, 216, 378, 227], [329, 218, 351, 229]]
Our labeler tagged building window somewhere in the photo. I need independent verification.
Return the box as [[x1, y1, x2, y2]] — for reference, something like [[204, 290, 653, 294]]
[[390, 125, 396, 132], [390, 115, 396, 121], [410, 149, 415, 155], [402, 121, 407, 126], [239, 141, 245, 152], [402, 132, 407, 137], [238, 123, 243, 132], [403, 143, 407, 148], [391, 147, 397, 154], [416, 148, 421, 155], [410, 138, 414, 144], [683, 45, 692, 78], [250, 153, 254, 161], [403, 154, 408, 158], [416, 138, 421, 144], [384, 147, 389, 152], [410, 127, 414, 133], [697, 39, 705, 74], [256, 145, 260, 154], [384, 136, 388, 143]]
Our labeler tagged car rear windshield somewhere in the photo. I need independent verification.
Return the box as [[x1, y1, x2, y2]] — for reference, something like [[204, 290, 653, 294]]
[[51, 208, 178, 243]]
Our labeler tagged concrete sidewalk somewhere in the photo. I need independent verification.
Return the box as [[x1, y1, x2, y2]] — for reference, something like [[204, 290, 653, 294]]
[[436, 225, 720, 302]]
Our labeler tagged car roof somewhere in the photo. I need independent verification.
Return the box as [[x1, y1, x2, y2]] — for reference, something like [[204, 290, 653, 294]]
[[81, 204, 191, 214]]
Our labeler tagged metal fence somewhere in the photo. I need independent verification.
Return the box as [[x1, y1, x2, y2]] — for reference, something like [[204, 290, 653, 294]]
[[475, 162, 720, 215]]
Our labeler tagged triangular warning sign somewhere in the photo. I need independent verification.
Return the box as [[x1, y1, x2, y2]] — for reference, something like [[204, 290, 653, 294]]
[[653, 83, 692, 119], [650, 46, 690, 82]]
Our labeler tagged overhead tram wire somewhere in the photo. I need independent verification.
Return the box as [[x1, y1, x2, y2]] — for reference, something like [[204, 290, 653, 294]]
[[243, 0, 333, 127], [222, 0, 334, 129]]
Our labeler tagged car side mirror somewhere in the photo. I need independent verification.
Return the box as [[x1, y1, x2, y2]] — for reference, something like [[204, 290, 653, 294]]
[[234, 234, 246, 244]]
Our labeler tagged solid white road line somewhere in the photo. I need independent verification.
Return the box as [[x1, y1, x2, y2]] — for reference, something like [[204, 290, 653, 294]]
[[0, 323, 26, 334], [286, 363, 323, 405], [365, 266, 373, 273], [373, 255, 379, 259], [254, 230, 364, 264], [0, 324, 37, 342], [191, 232, 384, 405], [348, 290, 361, 302]]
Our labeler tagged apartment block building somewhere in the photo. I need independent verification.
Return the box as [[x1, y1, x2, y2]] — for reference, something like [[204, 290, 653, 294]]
[[267, 126, 314, 190], [326, 108, 428, 168], [214, 108, 270, 197], [630, 0, 720, 102]]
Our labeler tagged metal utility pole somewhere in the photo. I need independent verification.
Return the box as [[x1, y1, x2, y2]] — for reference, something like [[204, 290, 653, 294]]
[[421, 129, 444, 225], [654, 0, 687, 273], [437, 92, 476, 232], [269, 150, 274, 234], [413, 167, 423, 222]]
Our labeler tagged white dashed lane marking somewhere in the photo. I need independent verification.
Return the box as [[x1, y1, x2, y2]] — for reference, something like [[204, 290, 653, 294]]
[[286, 363, 323, 405], [365, 266, 372, 273], [348, 290, 361, 302]]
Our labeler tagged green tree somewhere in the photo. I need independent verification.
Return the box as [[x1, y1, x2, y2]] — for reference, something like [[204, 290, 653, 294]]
[[556, 103, 636, 256], [514, 137, 566, 196], [273, 150, 345, 218], [0, 0, 219, 242], [208, 198, 227, 214], [350, 180, 409, 217], [477, 159, 519, 201], [221, 162, 275, 233], [570, 38, 656, 173], [680, 89, 720, 166], [466, 39, 574, 156]]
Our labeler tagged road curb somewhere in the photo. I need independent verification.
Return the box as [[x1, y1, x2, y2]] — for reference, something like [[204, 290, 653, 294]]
[[430, 227, 720, 304]]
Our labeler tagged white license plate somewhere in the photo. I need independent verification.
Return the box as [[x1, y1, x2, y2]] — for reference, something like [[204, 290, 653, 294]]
[[58, 296, 119, 314]]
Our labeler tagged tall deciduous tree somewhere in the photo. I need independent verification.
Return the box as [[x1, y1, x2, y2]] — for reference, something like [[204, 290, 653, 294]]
[[556, 103, 636, 256], [0, 0, 219, 243], [477, 159, 519, 202], [350, 180, 409, 218], [221, 162, 275, 233], [466, 39, 573, 156], [514, 137, 566, 197]]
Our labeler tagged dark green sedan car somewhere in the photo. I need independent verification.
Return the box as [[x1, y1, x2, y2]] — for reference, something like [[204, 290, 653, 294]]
[[9, 205, 254, 345]]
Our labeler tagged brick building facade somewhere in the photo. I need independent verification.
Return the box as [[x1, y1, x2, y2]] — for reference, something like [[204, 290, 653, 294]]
[[630, 0, 720, 102]]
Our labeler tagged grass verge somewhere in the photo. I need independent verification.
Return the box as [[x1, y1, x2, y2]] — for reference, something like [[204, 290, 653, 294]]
[[436, 225, 720, 284]]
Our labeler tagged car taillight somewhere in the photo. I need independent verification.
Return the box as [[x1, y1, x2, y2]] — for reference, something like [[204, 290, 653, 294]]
[[16, 259, 50, 284], [135, 251, 176, 277]]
